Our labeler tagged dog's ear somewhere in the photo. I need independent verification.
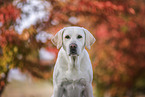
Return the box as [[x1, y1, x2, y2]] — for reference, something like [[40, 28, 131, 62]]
[[51, 28, 65, 49], [82, 28, 96, 49]]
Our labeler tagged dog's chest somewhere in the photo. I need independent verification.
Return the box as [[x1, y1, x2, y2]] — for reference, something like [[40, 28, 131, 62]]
[[60, 68, 88, 81]]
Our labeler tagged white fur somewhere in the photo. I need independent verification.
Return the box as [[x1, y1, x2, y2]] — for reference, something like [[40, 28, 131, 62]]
[[51, 26, 95, 97]]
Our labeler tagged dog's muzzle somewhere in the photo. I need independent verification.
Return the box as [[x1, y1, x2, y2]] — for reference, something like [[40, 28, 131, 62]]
[[69, 43, 78, 56]]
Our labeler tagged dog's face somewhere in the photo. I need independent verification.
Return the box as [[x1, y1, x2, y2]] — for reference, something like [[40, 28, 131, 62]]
[[51, 26, 96, 56], [62, 28, 85, 56]]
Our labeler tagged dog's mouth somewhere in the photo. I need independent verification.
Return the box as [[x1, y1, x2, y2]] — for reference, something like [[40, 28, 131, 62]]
[[69, 53, 78, 56], [69, 51, 78, 56]]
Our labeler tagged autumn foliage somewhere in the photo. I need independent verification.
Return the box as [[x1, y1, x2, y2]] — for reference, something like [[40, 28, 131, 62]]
[[0, 0, 145, 97]]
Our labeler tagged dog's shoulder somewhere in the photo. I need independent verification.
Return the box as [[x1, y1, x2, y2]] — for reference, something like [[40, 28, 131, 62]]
[[80, 49, 91, 63], [55, 47, 68, 69]]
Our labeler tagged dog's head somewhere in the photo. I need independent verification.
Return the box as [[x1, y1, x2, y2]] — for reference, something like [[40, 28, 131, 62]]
[[51, 26, 96, 56]]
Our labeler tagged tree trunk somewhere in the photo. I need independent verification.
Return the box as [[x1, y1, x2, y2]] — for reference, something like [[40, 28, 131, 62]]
[[0, 69, 9, 97]]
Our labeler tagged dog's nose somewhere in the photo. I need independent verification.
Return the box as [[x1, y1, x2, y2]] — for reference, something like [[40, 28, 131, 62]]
[[70, 43, 77, 49], [69, 43, 77, 55]]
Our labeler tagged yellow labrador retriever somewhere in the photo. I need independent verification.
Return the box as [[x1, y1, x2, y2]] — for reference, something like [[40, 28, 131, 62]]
[[51, 26, 95, 97]]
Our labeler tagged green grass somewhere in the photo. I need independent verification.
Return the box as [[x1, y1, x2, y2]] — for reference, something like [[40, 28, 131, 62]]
[[2, 80, 53, 97]]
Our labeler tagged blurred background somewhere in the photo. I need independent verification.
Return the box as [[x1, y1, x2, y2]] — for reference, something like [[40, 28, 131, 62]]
[[0, 0, 145, 97]]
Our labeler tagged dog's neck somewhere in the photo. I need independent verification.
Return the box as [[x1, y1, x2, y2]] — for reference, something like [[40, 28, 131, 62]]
[[68, 56, 80, 71], [67, 51, 85, 73]]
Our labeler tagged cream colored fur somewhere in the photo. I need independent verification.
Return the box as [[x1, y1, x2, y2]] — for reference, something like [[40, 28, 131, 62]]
[[51, 26, 95, 97]]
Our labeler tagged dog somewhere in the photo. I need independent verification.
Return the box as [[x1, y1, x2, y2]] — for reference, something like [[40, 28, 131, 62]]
[[51, 26, 95, 97]]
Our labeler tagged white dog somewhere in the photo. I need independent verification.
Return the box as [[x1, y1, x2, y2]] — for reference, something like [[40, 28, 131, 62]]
[[51, 26, 95, 97]]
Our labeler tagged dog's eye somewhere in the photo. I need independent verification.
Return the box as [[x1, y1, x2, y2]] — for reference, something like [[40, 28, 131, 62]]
[[77, 35, 82, 39], [65, 35, 70, 39]]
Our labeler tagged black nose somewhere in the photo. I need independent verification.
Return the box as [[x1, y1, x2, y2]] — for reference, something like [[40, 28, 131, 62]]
[[70, 43, 77, 49], [69, 43, 77, 55]]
